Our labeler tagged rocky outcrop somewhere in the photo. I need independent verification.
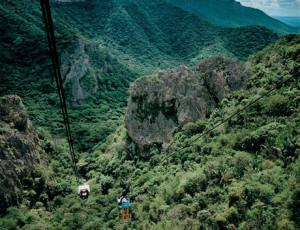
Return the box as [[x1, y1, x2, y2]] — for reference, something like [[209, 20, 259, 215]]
[[125, 57, 249, 149], [0, 96, 48, 213], [61, 39, 98, 105]]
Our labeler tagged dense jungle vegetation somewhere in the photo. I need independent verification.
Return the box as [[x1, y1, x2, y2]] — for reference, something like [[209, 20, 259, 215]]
[[0, 0, 299, 229], [0, 0, 279, 151], [1, 34, 299, 229]]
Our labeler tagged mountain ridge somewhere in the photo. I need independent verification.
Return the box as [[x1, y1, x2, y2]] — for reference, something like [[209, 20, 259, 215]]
[[167, 0, 298, 33], [274, 16, 300, 28]]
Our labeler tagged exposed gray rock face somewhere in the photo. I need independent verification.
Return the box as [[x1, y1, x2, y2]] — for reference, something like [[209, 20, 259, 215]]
[[61, 39, 98, 105], [125, 57, 249, 148], [0, 96, 48, 213]]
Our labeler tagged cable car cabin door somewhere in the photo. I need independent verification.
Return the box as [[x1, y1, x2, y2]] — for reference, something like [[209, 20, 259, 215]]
[[120, 208, 132, 222]]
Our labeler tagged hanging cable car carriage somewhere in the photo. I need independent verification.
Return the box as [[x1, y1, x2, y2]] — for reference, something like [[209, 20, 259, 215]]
[[78, 184, 90, 199], [118, 196, 132, 222]]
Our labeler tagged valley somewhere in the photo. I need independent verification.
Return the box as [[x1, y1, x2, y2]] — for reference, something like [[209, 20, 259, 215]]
[[0, 0, 299, 229], [0, 0, 280, 151]]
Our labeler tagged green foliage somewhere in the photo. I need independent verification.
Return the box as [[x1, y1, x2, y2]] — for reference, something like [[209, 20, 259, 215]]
[[215, 206, 239, 228], [182, 120, 207, 135], [0, 0, 279, 154], [290, 188, 300, 228], [98, 175, 114, 195], [0, 0, 299, 229], [235, 122, 284, 153], [262, 94, 290, 116]]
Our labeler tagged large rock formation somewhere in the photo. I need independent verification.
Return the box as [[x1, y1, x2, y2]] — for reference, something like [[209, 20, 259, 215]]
[[0, 96, 48, 213], [125, 57, 249, 149], [61, 39, 97, 105]]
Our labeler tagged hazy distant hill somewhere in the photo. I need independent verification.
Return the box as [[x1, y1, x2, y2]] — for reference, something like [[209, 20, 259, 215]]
[[167, 0, 297, 33], [274, 16, 300, 28]]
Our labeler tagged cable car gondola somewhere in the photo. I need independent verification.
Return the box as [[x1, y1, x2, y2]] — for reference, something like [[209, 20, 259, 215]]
[[118, 180, 132, 222], [78, 184, 90, 199], [118, 196, 132, 222]]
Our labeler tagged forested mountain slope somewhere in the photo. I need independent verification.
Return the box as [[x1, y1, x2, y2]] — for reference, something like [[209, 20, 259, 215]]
[[1, 0, 299, 228], [167, 0, 298, 33], [0, 96, 48, 214], [51, 0, 280, 67], [0, 34, 298, 230], [0, 0, 279, 151], [88, 35, 300, 229]]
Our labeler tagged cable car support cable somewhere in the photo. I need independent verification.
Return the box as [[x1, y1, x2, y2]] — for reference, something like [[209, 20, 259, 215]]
[[40, 0, 79, 183]]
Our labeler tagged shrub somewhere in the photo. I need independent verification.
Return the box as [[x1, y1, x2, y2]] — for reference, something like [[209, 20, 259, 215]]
[[182, 120, 207, 135], [203, 158, 227, 184], [175, 169, 207, 199], [244, 202, 276, 229], [244, 182, 274, 206], [215, 207, 239, 229], [233, 152, 254, 178], [262, 94, 290, 116], [236, 131, 266, 152], [99, 175, 114, 195], [1, 207, 26, 229], [13, 111, 28, 131], [289, 188, 300, 228], [277, 218, 296, 230], [167, 204, 191, 220], [62, 213, 85, 230], [182, 171, 207, 196], [235, 123, 283, 153], [82, 219, 104, 230], [0, 218, 18, 230], [261, 160, 276, 170], [229, 183, 245, 208]]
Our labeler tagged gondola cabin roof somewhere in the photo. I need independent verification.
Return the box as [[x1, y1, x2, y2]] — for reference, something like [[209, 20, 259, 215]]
[[78, 184, 90, 194]]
